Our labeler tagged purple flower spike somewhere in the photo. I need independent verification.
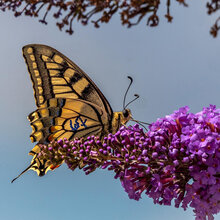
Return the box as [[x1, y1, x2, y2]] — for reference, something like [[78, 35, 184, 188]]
[[37, 105, 220, 220]]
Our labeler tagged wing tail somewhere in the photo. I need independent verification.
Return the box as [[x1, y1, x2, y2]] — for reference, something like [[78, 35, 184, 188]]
[[11, 162, 35, 183], [11, 145, 60, 183]]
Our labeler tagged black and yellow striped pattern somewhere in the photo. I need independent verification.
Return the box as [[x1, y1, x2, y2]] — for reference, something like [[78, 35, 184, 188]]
[[13, 44, 132, 181], [23, 45, 112, 113], [28, 98, 106, 143]]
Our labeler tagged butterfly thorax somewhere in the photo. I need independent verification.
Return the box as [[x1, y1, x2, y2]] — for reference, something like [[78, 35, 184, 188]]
[[111, 109, 132, 134]]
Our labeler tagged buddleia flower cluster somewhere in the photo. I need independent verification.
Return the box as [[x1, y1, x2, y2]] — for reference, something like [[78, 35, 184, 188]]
[[38, 105, 220, 220]]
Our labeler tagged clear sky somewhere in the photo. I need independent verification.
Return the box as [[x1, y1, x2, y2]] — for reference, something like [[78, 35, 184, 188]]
[[0, 1, 219, 220]]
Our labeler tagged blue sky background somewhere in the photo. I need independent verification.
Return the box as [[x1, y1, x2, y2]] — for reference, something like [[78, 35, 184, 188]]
[[0, 1, 220, 220]]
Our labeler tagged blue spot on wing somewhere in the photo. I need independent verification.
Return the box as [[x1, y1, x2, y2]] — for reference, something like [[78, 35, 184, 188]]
[[70, 116, 87, 131]]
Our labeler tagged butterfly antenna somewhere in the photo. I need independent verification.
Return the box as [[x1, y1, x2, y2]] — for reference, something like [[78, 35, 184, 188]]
[[131, 119, 151, 126], [11, 162, 34, 183], [123, 76, 133, 109], [124, 94, 140, 109]]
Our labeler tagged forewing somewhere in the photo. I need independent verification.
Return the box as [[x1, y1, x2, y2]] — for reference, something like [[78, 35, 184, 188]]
[[22, 44, 113, 117]]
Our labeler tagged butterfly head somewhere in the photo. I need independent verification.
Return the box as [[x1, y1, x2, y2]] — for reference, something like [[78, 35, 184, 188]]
[[121, 108, 132, 124], [112, 109, 132, 134]]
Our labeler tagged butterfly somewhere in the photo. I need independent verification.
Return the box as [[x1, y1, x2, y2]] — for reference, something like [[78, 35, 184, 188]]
[[12, 44, 136, 182]]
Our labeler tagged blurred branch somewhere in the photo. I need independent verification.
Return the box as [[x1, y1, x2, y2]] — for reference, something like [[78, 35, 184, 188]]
[[207, 0, 220, 37], [0, 0, 219, 37]]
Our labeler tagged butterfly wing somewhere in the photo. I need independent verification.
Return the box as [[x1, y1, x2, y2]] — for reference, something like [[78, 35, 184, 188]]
[[12, 45, 115, 181], [23, 44, 114, 140], [22, 44, 113, 115], [29, 98, 106, 143]]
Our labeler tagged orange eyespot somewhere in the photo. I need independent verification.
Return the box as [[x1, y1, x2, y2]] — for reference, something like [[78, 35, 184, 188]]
[[50, 164, 60, 170]]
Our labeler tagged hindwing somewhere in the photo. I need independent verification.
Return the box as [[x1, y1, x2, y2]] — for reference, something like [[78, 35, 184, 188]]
[[28, 98, 107, 143]]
